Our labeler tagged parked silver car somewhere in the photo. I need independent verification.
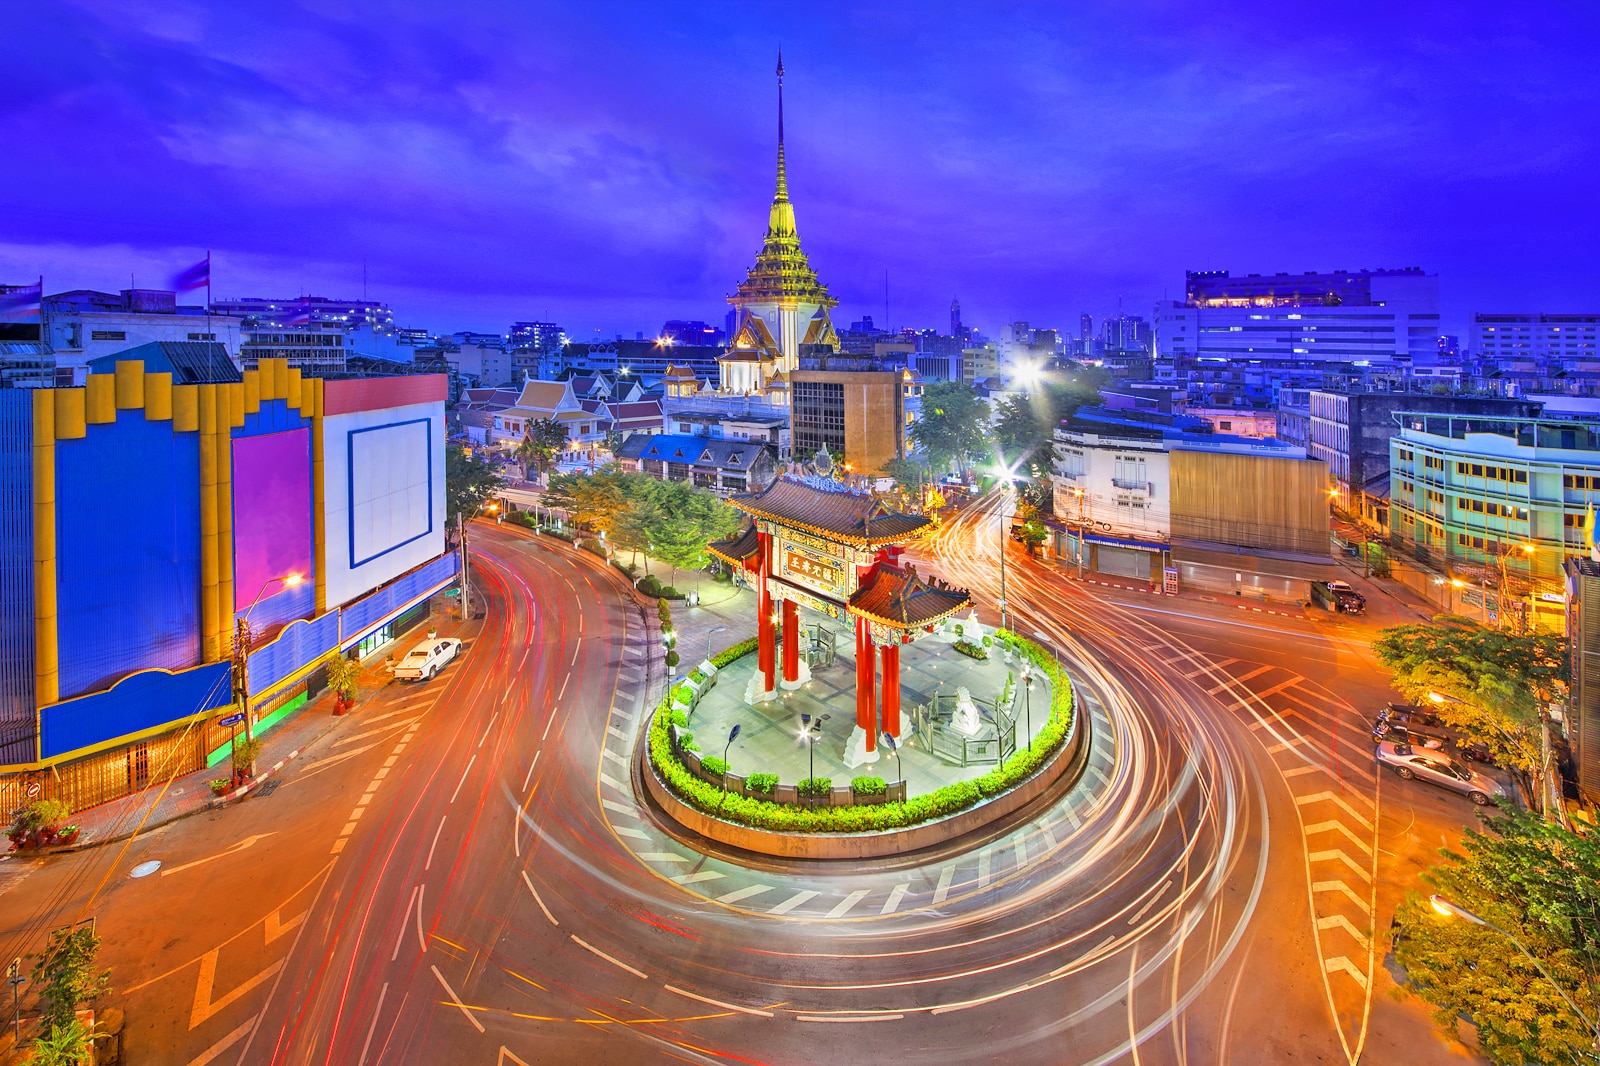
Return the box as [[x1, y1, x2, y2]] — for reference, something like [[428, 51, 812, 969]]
[[1374, 741, 1504, 806]]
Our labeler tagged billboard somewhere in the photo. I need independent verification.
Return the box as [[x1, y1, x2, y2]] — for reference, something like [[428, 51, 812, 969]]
[[233, 428, 313, 617]]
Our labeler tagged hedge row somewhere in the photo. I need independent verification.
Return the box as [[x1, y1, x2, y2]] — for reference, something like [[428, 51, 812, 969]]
[[649, 630, 1074, 833]]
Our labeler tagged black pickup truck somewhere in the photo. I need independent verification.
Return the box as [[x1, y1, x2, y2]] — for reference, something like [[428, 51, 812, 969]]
[[1311, 579, 1367, 614]]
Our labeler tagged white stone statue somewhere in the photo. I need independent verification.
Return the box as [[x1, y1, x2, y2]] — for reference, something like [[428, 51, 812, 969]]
[[960, 609, 984, 645], [951, 685, 983, 736]]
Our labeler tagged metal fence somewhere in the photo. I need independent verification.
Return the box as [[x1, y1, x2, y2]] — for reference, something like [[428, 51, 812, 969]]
[[915, 691, 1018, 767]]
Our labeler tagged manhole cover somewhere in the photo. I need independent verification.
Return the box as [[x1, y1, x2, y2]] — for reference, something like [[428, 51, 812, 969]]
[[255, 780, 282, 797], [130, 860, 161, 878]]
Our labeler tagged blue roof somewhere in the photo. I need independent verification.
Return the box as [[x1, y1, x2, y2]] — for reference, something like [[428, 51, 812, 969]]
[[87, 341, 241, 384], [637, 433, 710, 463]]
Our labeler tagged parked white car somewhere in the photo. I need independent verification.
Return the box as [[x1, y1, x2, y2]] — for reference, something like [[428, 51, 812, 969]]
[[393, 637, 461, 682]]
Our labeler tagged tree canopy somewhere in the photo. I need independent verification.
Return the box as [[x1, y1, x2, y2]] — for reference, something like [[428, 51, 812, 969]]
[[910, 381, 990, 477], [445, 443, 506, 526], [545, 471, 739, 580], [518, 417, 569, 477], [1374, 619, 1568, 779], [991, 368, 1110, 475], [1395, 810, 1600, 1064]]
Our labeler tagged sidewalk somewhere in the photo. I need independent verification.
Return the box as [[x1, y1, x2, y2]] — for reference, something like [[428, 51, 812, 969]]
[[48, 610, 474, 852]]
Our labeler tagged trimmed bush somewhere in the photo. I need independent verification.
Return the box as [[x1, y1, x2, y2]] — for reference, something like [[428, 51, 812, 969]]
[[797, 777, 832, 798], [669, 709, 688, 728], [660, 585, 683, 599], [701, 756, 729, 777], [637, 574, 662, 597], [670, 684, 693, 706], [577, 537, 607, 557], [678, 731, 698, 752], [646, 630, 1077, 833], [953, 639, 988, 660], [850, 775, 887, 795]]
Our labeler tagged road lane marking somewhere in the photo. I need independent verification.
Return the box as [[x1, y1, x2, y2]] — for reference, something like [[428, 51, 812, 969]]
[[825, 890, 869, 919], [599, 772, 627, 792], [190, 951, 283, 1028], [1308, 849, 1372, 880], [613, 827, 649, 840], [1013, 836, 1029, 871], [715, 884, 774, 905], [607, 725, 628, 741], [932, 866, 955, 905], [1294, 791, 1374, 831], [601, 798, 634, 817], [664, 984, 774, 1018], [542, 714, 558, 741], [1303, 820, 1373, 854], [393, 886, 418, 961], [1063, 806, 1082, 830], [162, 833, 277, 877], [333, 718, 419, 747], [1317, 914, 1373, 949], [356, 981, 388, 1066], [602, 748, 627, 765], [521, 871, 559, 926], [1087, 765, 1111, 788], [1324, 956, 1370, 990], [1282, 765, 1322, 779], [478, 712, 499, 748], [183, 1016, 255, 1066], [263, 907, 303, 945], [881, 883, 910, 914], [426, 816, 447, 870], [431, 965, 486, 1032], [1311, 880, 1372, 914], [768, 890, 819, 915], [560, 671, 572, 696], [977, 850, 992, 889], [672, 871, 724, 886], [449, 755, 476, 803], [1267, 736, 1310, 754], [1040, 823, 1059, 850], [571, 936, 647, 979], [636, 853, 690, 863]]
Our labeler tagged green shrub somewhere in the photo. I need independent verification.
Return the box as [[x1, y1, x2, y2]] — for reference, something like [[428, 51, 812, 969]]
[[665, 649, 680, 670], [981, 634, 993, 647], [661, 585, 683, 599], [577, 537, 607, 557], [678, 731, 698, 752], [231, 737, 262, 774], [638, 574, 662, 597], [12, 798, 69, 834], [670, 684, 693, 706], [687, 669, 705, 683], [612, 558, 636, 577], [850, 775, 887, 795], [797, 777, 832, 798], [669, 709, 688, 728], [645, 629, 1078, 834], [953, 622, 964, 637], [953, 639, 988, 660], [710, 637, 758, 668], [701, 756, 728, 777]]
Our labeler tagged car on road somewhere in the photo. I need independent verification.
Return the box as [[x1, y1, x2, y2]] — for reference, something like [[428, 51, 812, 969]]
[[1374, 741, 1505, 805], [1311, 580, 1366, 614], [1372, 721, 1446, 749], [393, 637, 462, 682]]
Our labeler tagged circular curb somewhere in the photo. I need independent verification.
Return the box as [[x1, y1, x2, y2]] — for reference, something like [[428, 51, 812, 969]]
[[637, 692, 1092, 861]]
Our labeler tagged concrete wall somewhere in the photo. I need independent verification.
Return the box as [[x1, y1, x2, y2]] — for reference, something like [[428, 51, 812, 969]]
[[1170, 450, 1330, 555]]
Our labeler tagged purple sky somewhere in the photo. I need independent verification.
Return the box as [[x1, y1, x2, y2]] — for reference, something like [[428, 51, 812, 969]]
[[3, 2, 1598, 340]]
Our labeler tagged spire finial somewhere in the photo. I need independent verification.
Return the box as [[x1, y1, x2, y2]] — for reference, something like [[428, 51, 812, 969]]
[[774, 49, 789, 204]]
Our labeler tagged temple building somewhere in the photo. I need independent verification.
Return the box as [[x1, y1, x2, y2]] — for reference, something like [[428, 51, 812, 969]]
[[710, 474, 971, 766], [719, 53, 840, 399]]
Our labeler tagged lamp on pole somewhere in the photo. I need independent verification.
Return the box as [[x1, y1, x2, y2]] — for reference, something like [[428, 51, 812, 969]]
[[880, 731, 902, 791], [992, 458, 1024, 633], [1429, 894, 1599, 1049], [704, 625, 728, 668], [800, 713, 829, 784], [234, 572, 305, 778], [1021, 661, 1034, 750]]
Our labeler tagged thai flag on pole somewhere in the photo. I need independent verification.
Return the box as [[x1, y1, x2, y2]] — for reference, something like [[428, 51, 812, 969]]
[[169, 254, 210, 293], [284, 302, 312, 326], [0, 279, 42, 322]]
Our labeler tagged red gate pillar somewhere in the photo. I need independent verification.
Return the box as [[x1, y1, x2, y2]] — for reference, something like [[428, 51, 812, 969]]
[[855, 615, 876, 752], [756, 533, 775, 693], [880, 641, 901, 739], [782, 598, 800, 685]]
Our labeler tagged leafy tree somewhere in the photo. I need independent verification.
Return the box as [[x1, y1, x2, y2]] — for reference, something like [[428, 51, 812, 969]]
[[645, 481, 740, 584], [30, 925, 112, 1036], [1374, 620, 1567, 790], [1394, 810, 1600, 1065], [445, 443, 505, 527], [546, 471, 628, 534], [882, 457, 929, 487], [993, 370, 1109, 475], [910, 381, 990, 478], [517, 417, 569, 478]]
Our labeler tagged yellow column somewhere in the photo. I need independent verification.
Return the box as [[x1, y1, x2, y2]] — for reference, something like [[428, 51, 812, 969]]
[[312, 378, 326, 614], [32, 391, 58, 712], [172, 385, 198, 433], [216, 390, 234, 627], [114, 360, 145, 409], [242, 369, 260, 415], [144, 372, 173, 422], [199, 386, 220, 661], [85, 374, 116, 424]]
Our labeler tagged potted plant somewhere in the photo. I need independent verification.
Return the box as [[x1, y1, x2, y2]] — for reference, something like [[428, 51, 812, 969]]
[[851, 775, 888, 805], [745, 772, 778, 798], [326, 655, 360, 715], [210, 778, 232, 797], [232, 737, 262, 786], [8, 798, 70, 850], [797, 776, 832, 808]]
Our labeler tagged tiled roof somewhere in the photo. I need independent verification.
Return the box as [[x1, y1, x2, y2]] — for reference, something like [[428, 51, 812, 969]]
[[707, 523, 761, 566], [848, 562, 970, 629], [730, 476, 931, 545]]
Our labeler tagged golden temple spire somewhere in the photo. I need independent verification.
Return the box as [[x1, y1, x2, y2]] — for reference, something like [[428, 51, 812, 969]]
[[769, 49, 795, 238]]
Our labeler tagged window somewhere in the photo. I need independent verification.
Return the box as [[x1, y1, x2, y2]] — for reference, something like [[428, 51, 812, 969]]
[[90, 330, 127, 341], [1220, 420, 1232, 430]]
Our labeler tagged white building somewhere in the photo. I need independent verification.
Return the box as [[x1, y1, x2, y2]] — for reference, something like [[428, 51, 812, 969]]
[[43, 289, 243, 385], [1155, 268, 1440, 366], [1472, 313, 1600, 361]]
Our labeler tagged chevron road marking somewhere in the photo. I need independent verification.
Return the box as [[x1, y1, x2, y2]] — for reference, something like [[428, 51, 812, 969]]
[[1295, 791, 1374, 831], [1308, 849, 1373, 880], [1303, 820, 1372, 854], [1311, 880, 1372, 914], [1317, 914, 1372, 950], [1324, 956, 1370, 990]]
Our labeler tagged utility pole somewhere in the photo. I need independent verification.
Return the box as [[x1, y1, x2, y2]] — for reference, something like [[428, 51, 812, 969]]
[[233, 616, 257, 776], [458, 511, 471, 620]]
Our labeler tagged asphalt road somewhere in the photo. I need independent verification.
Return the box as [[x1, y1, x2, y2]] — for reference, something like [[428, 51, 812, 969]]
[[0, 509, 1497, 1064]]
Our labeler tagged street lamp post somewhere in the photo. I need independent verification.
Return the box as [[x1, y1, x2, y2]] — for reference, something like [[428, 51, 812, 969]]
[[800, 713, 829, 784], [1021, 662, 1034, 750], [234, 572, 305, 778], [704, 625, 728, 667], [880, 731, 902, 791], [1429, 894, 1599, 1050]]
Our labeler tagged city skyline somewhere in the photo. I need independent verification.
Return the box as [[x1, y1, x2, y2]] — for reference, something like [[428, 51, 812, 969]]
[[3, 3, 1598, 338]]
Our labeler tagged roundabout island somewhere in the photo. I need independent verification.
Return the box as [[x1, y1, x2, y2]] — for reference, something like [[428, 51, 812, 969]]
[[638, 474, 1090, 859]]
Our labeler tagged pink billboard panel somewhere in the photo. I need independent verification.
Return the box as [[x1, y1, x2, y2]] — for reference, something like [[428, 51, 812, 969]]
[[232, 428, 312, 612]]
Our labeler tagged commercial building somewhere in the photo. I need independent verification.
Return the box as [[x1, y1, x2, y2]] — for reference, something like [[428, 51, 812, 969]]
[[790, 368, 906, 473], [1390, 412, 1600, 630], [210, 296, 393, 331], [0, 358, 454, 810], [614, 433, 778, 495], [1565, 558, 1600, 803], [1051, 407, 1334, 599], [1473, 313, 1600, 362], [1155, 268, 1440, 366]]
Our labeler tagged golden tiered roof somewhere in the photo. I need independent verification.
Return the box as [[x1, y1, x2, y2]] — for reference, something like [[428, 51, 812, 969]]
[[729, 54, 837, 312]]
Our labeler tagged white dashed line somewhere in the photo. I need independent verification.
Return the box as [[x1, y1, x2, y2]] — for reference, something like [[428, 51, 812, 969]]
[[824, 890, 869, 919], [932, 866, 955, 905], [768, 890, 820, 915], [715, 884, 774, 905], [881, 883, 910, 915]]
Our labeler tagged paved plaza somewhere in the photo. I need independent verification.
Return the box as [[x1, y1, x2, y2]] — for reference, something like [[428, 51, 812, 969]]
[[687, 617, 1055, 797]]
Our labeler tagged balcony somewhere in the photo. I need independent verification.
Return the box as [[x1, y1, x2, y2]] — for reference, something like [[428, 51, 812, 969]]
[[1111, 478, 1152, 493]]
